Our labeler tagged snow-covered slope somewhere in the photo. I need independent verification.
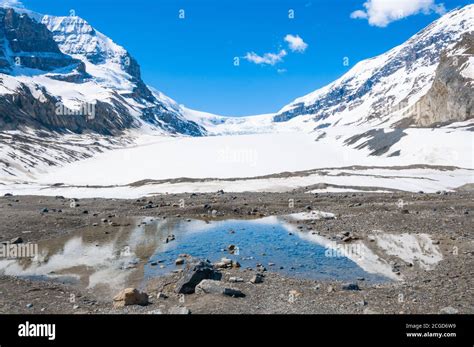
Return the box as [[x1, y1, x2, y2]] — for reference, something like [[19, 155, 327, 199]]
[[0, 5, 473, 195], [274, 5, 474, 130], [0, 8, 204, 137], [0, 7, 206, 180]]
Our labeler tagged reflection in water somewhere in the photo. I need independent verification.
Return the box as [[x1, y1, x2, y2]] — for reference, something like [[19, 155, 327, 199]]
[[0, 216, 443, 296], [145, 217, 389, 283], [372, 231, 443, 270]]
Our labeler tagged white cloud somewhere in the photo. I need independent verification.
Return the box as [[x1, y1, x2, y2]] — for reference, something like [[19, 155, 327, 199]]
[[244, 49, 287, 66], [350, 0, 446, 27], [284, 34, 308, 53], [0, 0, 24, 8], [350, 10, 368, 19]]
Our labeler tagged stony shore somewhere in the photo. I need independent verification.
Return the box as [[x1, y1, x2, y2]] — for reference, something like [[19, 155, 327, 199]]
[[0, 191, 472, 314]]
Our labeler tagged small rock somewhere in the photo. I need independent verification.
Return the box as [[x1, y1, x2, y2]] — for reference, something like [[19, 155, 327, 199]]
[[175, 258, 185, 265], [41, 208, 49, 213], [229, 277, 244, 283], [10, 237, 23, 244], [157, 292, 168, 299], [232, 261, 241, 268], [250, 273, 264, 284], [113, 288, 149, 308], [26, 303, 33, 308], [342, 283, 360, 291], [195, 280, 245, 297]]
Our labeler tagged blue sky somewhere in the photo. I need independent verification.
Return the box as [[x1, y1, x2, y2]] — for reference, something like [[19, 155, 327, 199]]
[[14, 0, 473, 116]]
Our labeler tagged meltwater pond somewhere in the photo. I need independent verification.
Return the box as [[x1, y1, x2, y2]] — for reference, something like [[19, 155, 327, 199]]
[[145, 217, 388, 282], [1, 214, 440, 295]]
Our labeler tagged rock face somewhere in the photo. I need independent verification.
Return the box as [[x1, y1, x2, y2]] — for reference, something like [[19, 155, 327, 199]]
[[113, 288, 148, 308], [174, 259, 222, 294], [0, 87, 136, 135], [0, 8, 205, 137], [410, 33, 474, 127], [0, 9, 83, 72]]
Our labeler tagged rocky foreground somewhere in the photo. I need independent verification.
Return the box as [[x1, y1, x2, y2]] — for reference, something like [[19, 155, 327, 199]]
[[0, 190, 472, 314]]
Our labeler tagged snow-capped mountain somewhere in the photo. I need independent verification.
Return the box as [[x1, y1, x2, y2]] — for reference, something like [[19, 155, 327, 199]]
[[0, 7, 204, 136], [0, 4, 472, 193], [273, 5, 474, 130]]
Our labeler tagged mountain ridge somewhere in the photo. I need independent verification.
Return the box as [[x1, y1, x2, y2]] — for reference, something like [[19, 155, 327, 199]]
[[0, 4, 472, 187], [0, 7, 205, 136], [272, 4, 474, 131]]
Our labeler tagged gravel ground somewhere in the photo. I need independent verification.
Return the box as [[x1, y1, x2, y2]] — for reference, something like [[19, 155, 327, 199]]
[[0, 190, 472, 314]]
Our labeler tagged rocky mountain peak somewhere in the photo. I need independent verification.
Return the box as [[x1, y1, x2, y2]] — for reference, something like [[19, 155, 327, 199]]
[[274, 5, 474, 129], [0, 8, 81, 72]]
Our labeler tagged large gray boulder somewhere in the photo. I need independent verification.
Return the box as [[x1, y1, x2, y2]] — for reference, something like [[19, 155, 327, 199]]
[[174, 259, 221, 294]]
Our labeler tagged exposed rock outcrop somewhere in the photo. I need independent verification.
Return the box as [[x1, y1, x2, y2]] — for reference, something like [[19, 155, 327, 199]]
[[0, 9, 83, 73], [0, 8, 205, 137], [411, 33, 473, 127]]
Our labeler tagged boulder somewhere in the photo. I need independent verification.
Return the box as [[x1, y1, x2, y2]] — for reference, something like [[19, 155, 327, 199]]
[[195, 280, 245, 298], [175, 259, 221, 294], [113, 288, 148, 308], [213, 257, 234, 269]]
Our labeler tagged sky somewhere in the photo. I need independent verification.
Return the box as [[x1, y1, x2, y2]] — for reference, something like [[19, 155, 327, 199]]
[[7, 0, 473, 116]]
